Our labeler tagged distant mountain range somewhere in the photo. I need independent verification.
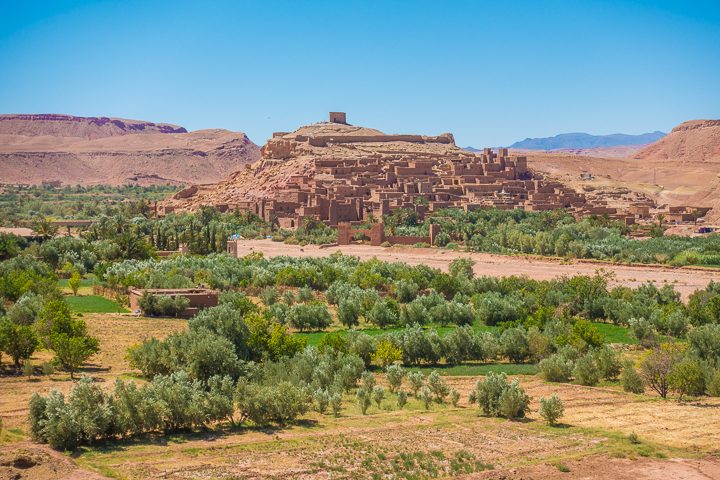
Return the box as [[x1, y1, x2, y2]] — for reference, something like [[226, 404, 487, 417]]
[[506, 131, 666, 150]]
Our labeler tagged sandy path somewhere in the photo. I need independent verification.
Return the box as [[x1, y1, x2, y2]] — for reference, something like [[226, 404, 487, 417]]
[[232, 240, 720, 299]]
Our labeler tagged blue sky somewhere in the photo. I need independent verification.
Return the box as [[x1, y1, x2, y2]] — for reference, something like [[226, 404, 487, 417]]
[[1, 0, 718, 147]]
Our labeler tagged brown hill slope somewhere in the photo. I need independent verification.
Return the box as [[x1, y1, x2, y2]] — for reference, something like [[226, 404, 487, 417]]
[[634, 120, 720, 163], [0, 114, 260, 186], [525, 119, 720, 221]]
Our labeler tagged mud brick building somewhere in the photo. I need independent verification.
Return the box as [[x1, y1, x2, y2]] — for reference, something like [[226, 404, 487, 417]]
[[161, 113, 705, 230]]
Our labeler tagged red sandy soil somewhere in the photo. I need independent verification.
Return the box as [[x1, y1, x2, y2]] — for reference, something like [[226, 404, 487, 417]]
[[232, 240, 720, 299]]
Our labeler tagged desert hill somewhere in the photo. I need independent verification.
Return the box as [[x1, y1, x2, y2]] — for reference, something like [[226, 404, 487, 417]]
[[633, 120, 720, 163], [509, 130, 665, 150], [523, 119, 720, 222], [0, 114, 260, 186]]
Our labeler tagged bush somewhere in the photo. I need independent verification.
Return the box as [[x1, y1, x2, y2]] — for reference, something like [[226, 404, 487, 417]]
[[471, 372, 529, 418], [593, 346, 622, 380], [366, 297, 400, 328], [427, 370, 450, 403], [707, 370, 720, 397], [621, 361, 645, 394], [356, 387, 371, 415], [407, 371, 424, 397], [337, 298, 361, 327], [449, 388, 460, 407], [687, 324, 720, 367], [539, 395, 564, 426], [539, 353, 574, 382], [235, 379, 310, 425], [128, 329, 243, 381], [573, 353, 600, 386], [498, 381, 530, 419], [286, 303, 332, 332], [385, 364, 405, 393], [397, 390, 408, 409], [500, 327, 530, 363], [372, 339, 403, 367], [372, 385, 385, 408], [418, 386, 433, 410], [668, 357, 706, 401]]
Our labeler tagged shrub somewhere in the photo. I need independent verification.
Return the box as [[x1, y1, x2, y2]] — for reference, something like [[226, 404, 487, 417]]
[[397, 390, 408, 409], [337, 298, 361, 327], [385, 364, 405, 393], [449, 388, 460, 407], [472, 372, 520, 417], [373, 339, 403, 367], [444, 326, 483, 364], [128, 329, 243, 381], [629, 317, 659, 348], [367, 297, 400, 328], [539, 395, 564, 426], [347, 332, 376, 368], [621, 361, 645, 394], [372, 385, 385, 408], [235, 379, 310, 425], [427, 370, 450, 403], [687, 324, 720, 367], [418, 386, 433, 410], [707, 370, 720, 397], [539, 353, 574, 382], [393, 280, 419, 303], [593, 346, 622, 380], [68, 272, 82, 296], [360, 371, 376, 391], [668, 357, 706, 401], [330, 392, 343, 417], [498, 381, 531, 419], [573, 353, 600, 386], [286, 303, 332, 332], [356, 387, 371, 415], [500, 327, 530, 363], [407, 371, 424, 397]]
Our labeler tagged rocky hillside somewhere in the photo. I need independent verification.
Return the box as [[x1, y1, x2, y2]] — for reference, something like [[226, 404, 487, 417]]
[[634, 120, 720, 163], [0, 114, 260, 186]]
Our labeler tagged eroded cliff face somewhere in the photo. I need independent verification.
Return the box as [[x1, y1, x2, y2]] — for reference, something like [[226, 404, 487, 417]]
[[0, 115, 260, 186]]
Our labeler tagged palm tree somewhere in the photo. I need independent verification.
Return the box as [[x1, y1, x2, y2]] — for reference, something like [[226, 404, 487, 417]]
[[31, 216, 58, 240]]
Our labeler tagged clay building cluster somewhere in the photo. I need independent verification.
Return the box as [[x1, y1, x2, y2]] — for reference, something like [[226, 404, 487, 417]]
[[160, 113, 708, 231]]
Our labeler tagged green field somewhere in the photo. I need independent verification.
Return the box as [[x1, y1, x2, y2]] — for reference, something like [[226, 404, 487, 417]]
[[295, 321, 634, 347], [66, 295, 128, 313]]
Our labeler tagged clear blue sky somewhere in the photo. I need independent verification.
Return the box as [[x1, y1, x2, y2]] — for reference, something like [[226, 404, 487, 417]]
[[1, 0, 719, 147]]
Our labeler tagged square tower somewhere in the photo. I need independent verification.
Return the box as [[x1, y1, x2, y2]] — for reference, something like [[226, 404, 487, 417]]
[[329, 112, 347, 124]]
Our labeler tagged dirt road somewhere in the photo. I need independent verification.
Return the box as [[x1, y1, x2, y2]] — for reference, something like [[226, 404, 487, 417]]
[[232, 240, 720, 299]]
